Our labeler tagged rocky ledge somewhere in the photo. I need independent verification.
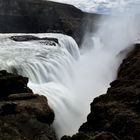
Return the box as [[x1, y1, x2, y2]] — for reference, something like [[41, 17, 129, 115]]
[[0, 70, 56, 140], [10, 35, 59, 46], [61, 44, 140, 140]]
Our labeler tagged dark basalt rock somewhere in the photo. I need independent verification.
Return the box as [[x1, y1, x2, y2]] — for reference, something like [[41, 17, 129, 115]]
[[10, 35, 40, 41], [0, 0, 101, 45], [61, 132, 94, 140], [10, 35, 59, 44], [0, 70, 56, 140], [0, 70, 32, 98], [10, 35, 59, 46], [41, 37, 59, 44], [0, 94, 55, 124], [61, 132, 120, 140], [61, 44, 140, 140]]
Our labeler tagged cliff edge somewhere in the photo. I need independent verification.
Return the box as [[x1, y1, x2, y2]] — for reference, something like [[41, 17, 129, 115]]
[[0, 70, 56, 140]]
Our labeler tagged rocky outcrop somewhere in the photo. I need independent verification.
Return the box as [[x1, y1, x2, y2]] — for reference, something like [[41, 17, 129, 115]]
[[61, 44, 140, 140], [0, 70, 56, 140], [0, 70, 32, 99], [0, 0, 100, 45], [10, 35, 59, 46]]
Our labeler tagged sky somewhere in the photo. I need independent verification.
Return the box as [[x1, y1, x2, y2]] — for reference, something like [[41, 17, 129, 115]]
[[47, 0, 140, 14]]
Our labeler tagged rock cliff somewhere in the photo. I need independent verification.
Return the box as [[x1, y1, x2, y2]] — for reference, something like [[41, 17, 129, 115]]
[[0, 70, 56, 140]]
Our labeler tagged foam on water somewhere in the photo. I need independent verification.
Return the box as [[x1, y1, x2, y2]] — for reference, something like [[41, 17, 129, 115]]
[[0, 33, 82, 138]]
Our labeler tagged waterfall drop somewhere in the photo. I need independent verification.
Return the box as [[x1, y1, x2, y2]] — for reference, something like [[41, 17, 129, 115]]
[[0, 13, 138, 139]]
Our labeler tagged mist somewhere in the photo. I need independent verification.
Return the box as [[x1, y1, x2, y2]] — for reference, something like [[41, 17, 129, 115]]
[[64, 10, 140, 138]]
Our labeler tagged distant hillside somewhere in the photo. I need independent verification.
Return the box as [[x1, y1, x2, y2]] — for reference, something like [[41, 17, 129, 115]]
[[0, 0, 100, 44]]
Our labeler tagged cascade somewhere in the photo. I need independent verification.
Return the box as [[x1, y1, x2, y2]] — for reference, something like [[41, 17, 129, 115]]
[[0, 16, 137, 138], [0, 33, 83, 138]]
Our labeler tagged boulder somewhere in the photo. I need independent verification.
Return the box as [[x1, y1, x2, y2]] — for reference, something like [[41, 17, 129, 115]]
[[0, 70, 56, 140], [0, 0, 101, 45], [10, 35, 40, 41], [0, 70, 32, 99]]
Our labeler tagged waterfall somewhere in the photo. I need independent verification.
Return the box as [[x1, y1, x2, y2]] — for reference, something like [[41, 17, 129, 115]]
[[0, 14, 137, 139], [0, 33, 83, 138]]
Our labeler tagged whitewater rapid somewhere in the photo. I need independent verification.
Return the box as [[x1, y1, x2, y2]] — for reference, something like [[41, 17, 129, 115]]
[[0, 21, 136, 138]]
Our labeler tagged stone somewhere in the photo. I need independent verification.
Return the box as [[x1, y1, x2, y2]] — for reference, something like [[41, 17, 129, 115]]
[[0, 70, 56, 140], [0, 70, 32, 99]]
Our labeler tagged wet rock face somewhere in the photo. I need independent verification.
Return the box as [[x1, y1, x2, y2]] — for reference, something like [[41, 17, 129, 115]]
[[10, 35, 59, 46], [10, 35, 58, 43], [0, 70, 56, 140], [0, 70, 32, 98], [62, 44, 140, 140]]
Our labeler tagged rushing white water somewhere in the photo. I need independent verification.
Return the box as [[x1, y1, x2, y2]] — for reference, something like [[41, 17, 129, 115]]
[[0, 13, 138, 139]]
